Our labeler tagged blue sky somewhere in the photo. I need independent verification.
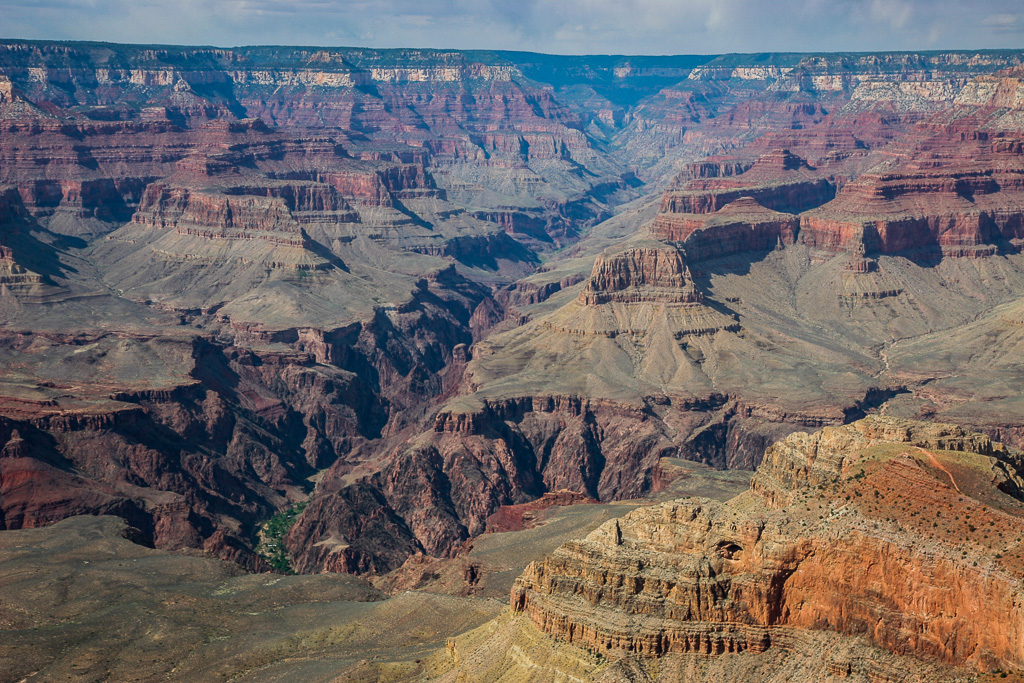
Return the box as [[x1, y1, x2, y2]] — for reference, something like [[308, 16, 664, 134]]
[[3, 0, 1023, 54]]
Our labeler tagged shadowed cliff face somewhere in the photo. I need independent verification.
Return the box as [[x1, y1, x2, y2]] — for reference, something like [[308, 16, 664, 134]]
[[3, 42, 1024, 583], [0, 270, 487, 566]]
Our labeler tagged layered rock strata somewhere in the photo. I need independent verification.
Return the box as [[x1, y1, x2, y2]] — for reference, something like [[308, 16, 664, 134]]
[[5, 40, 1024, 585], [512, 417, 1024, 675]]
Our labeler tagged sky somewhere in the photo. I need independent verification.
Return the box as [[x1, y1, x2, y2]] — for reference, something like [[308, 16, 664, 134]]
[[3, 0, 1023, 55]]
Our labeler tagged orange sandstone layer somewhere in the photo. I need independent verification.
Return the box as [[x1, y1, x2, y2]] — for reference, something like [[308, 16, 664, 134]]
[[512, 417, 1024, 674]]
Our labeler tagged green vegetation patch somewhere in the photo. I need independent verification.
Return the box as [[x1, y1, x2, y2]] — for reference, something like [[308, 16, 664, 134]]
[[256, 501, 308, 573]]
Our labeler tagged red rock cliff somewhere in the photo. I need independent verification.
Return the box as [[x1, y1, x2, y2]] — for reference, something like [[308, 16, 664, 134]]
[[512, 417, 1024, 674]]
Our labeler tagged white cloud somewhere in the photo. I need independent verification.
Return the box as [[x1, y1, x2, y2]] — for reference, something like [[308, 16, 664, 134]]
[[870, 0, 914, 29], [2, 0, 1022, 53], [981, 12, 1023, 33]]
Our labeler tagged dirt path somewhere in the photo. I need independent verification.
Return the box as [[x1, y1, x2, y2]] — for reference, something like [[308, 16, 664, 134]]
[[916, 446, 962, 494], [876, 337, 902, 379]]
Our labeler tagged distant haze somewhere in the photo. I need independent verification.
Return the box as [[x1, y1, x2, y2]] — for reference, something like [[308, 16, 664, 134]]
[[3, 0, 1023, 55]]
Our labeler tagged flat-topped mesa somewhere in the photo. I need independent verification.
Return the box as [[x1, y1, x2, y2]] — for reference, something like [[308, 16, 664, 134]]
[[800, 165, 1024, 256], [318, 171, 394, 207], [375, 163, 446, 201], [175, 153, 239, 178], [462, 129, 588, 163], [650, 197, 799, 261], [660, 150, 834, 216], [746, 124, 882, 169], [660, 178, 834, 216], [126, 181, 344, 271], [649, 150, 816, 261], [707, 148, 825, 188], [578, 245, 703, 305], [670, 156, 753, 185], [310, 164, 443, 207], [540, 242, 742, 339], [495, 273, 587, 307], [132, 183, 308, 246], [220, 182, 360, 224], [512, 417, 1024, 675]]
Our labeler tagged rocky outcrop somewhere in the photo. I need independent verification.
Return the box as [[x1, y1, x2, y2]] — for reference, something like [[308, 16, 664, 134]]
[[749, 415, 1015, 505], [494, 273, 586, 307], [659, 178, 834, 216], [512, 417, 1024, 674], [801, 165, 1024, 255], [0, 245, 45, 291], [650, 196, 798, 261], [578, 245, 703, 305]]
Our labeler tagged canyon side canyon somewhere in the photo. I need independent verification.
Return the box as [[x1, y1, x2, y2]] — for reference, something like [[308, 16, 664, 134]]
[[2, 41, 1024, 681]]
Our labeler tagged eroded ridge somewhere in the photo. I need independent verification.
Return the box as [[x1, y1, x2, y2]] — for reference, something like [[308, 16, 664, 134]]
[[512, 416, 1024, 675]]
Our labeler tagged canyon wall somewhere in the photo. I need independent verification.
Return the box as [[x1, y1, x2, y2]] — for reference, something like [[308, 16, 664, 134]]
[[511, 417, 1024, 676], [3, 41, 1024, 581]]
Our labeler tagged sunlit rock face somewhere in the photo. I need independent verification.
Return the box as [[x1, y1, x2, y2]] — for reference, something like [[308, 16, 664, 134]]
[[513, 417, 1024, 676]]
